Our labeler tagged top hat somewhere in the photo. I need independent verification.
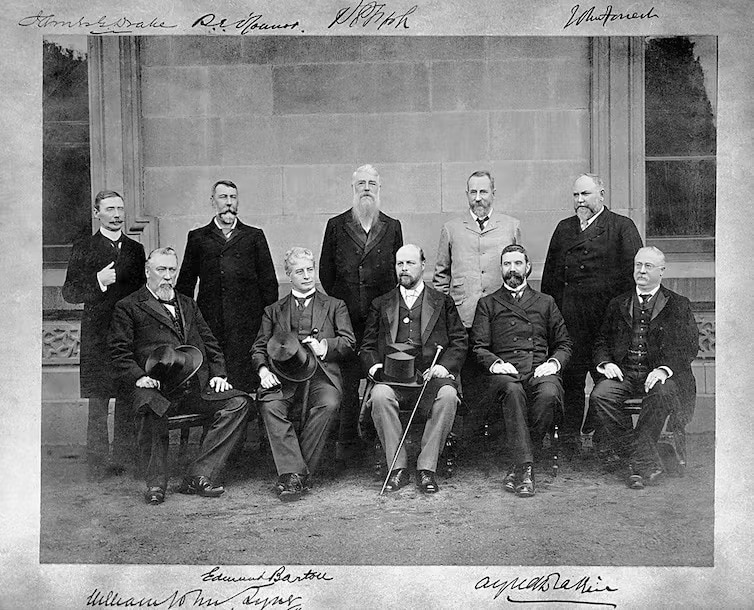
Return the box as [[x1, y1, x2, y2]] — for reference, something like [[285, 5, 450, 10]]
[[145, 344, 203, 394], [267, 331, 317, 383], [369, 344, 423, 388]]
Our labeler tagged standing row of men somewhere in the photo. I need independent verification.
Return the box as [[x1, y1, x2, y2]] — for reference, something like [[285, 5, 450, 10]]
[[63, 165, 698, 504]]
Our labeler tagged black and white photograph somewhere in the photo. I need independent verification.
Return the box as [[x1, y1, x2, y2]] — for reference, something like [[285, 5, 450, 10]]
[[2, 0, 752, 607]]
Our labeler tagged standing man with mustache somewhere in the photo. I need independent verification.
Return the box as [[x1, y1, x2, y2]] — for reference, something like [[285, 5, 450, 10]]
[[62, 190, 146, 478], [176, 180, 278, 392], [541, 173, 642, 452], [470, 244, 572, 497], [320, 165, 403, 467]]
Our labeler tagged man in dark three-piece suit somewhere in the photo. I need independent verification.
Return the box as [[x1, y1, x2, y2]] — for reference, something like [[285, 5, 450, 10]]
[[471, 244, 573, 497], [62, 190, 146, 477], [541, 173, 642, 445], [176, 179, 278, 392], [109, 247, 250, 505], [252, 247, 355, 500], [360, 244, 467, 494], [589, 246, 698, 490], [320, 164, 403, 465]]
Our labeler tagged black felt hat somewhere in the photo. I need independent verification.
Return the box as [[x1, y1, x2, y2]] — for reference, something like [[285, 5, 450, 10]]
[[145, 344, 203, 394]]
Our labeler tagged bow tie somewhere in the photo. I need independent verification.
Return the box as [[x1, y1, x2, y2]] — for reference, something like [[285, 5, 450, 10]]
[[158, 296, 177, 306]]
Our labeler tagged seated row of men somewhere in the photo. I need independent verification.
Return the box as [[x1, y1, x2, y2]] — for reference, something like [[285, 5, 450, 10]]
[[107, 238, 697, 505]]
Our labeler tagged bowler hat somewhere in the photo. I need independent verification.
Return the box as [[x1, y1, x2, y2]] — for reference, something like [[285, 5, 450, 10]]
[[267, 331, 317, 383], [369, 344, 423, 388], [145, 344, 203, 394]]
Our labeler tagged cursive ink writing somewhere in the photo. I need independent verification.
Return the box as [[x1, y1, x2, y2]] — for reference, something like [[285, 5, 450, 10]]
[[86, 586, 302, 609], [563, 4, 659, 29], [18, 10, 177, 34], [328, 0, 417, 29], [475, 572, 618, 607], [192, 13, 302, 35], [202, 565, 333, 585]]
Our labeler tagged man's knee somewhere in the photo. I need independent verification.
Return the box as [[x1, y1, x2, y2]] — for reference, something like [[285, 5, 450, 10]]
[[648, 377, 678, 399]]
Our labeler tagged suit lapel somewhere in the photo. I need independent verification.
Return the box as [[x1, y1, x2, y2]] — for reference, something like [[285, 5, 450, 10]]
[[222, 220, 248, 250], [565, 210, 609, 250], [491, 287, 530, 320], [384, 289, 399, 343], [420, 288, 441, 345], [363, 215, 386, 258], [651, 288, 669, 321], [137, 288, 183, 340], [206, 221, 229, 247], [311, 292, 328, 334], [620, 292, 633, 326], [175, 294, 190, 342], [344, 215, 368, 250]]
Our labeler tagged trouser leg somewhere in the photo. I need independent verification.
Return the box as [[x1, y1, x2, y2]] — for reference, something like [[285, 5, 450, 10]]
[[299, 382, 341, 474], [416, 384, 458, 472], [527, 375, 562, 455], [86, 395, 110, 468], [562, 359, 589, 436], [111, 395, 135, 468], [188, 395, 249, 481], [259, 396, 306, 475], [136, 408, 170, 489], [369, 384, 406, 470], [631, 378, 679, 474], [589, 377, 635, 458], [336, 360, 363, 457], [491, 375, 533, 465]]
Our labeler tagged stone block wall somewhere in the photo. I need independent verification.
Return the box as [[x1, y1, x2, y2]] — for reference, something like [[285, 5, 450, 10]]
[[139, 36, 592, 284]]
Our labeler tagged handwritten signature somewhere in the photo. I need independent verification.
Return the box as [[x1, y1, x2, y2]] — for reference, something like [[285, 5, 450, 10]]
[[18, 10, 177, 34], [328, 0, 418, 30], [192, 13, 302, 35], [476, 572, 618, 607], [563, 4, 659, 29], [85, 566, 331, 608]]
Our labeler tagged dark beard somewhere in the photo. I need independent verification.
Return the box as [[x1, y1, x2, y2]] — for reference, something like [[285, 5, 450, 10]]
[[503, 271, 524, 289]]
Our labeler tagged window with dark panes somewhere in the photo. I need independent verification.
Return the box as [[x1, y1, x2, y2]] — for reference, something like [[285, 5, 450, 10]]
[[43, 36, 92, 263], [644, 36, 716, 244]]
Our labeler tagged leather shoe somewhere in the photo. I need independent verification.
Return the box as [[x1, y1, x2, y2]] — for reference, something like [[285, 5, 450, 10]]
[[503, 467, 516, 493], [515, 463, 535, 497], [145, 486, 165, 505], [177, 475, 225, 497], [417, 470, 439, 494], [628, 473, 645, 489], [385, 468, 410, 492], [276, 473, 305, 501]]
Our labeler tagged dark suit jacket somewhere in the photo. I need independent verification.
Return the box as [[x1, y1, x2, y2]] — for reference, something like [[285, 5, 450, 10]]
[[108, 286, 232, 416], [251, 291, 356, 401], [540, 208, 642, 356], [593, 285, 699, 424], [320, 210, 403, 343], [359, 285, 467, 383], [62, 231, 146, 397], [471, 285, 573, 376], [175, 219, 278, 391]]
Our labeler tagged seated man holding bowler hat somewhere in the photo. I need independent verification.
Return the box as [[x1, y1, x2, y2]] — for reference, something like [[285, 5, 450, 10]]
[[109, 247, 250, 505], [360, 244, 467, 494], [252, 247, 355, 501]]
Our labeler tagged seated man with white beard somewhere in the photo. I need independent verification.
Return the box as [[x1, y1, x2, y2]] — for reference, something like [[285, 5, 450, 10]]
[[109, 247, 250, 505], [470, 244, 572, 497]]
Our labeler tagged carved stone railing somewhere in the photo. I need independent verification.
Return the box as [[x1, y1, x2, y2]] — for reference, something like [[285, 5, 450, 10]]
[[42, 320, 80, 365]]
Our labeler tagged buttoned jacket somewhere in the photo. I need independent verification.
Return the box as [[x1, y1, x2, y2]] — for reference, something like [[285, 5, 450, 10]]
[[433, 212, 521, 327]]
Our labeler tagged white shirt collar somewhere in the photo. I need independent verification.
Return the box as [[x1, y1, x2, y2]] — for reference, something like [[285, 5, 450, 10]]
[[503, 280, 528, 296], [470, 209, 493, 223], [214, 216, 238, 232], [580, 205, 605, 229], [400, 281, 425, 299], [291, 288, 316, 299], [636, 285, 661, 298], [99, 227, 122, 241]]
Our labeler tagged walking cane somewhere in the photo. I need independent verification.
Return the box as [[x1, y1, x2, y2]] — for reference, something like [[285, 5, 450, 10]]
[[379, 344, 444, 496]]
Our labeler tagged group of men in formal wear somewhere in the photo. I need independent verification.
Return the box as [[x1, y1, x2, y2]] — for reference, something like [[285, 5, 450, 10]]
[[63, 166, 699, 505]]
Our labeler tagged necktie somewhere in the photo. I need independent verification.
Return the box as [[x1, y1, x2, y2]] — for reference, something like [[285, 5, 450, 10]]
[[295, 296, 308, 310], [639, 293, 651, 304], [476, 216, 489, 231]]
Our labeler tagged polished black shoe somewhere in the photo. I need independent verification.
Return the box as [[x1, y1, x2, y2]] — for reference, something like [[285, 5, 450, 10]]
[[628, 473, 645, 489], [144, 486, 165, 505], [417, 470, 439, 494], [503, 466, 517, 493], [384, 468, 410, 492], [177, 475, 225, 497], [515, 463, 535, 497], [276, 473, 305, 501]]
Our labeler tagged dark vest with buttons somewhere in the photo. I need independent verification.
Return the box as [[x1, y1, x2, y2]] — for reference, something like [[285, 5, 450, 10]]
[[290, 295, 314, 339], [396, 292, 423, 363], [625, 294, 653, 369]]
